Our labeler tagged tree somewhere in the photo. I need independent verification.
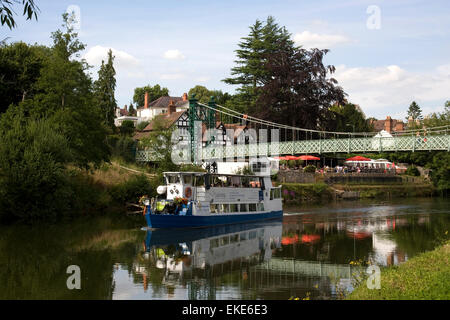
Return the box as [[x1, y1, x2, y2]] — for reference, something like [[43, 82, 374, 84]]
[[133, 84, 169, 107], [140, 116, 178, 173], [1, 0, 39, 29], [223, 16, 293, 112], [0, 108, 72, 221], [329, 103, 372, 133], [188, 85, 212, 104], [407, 101, 423, 122], [0, 41, 49, 114], [128, 102, 136, 116], [94, 49, 117, 129], [24, 13, 109, 169], [255, 37, 346, 130]]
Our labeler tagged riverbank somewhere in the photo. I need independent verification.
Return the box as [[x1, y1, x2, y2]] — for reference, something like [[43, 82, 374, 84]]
[[347, 240, 450, 300], [278, 178, 438, 205]]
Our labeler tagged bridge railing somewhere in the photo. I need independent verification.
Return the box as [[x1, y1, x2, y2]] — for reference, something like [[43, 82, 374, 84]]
[[136, 134, 450, 162]]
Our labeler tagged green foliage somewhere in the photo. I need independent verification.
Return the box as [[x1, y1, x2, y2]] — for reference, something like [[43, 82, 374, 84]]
[[188, 85, 211, 104], [140, 116, 178, 173], [348, 241, 450, 300], [0, 110, 72, 222], [303, 165, 317, 173], [407, 101, 423, 122], [223, 16, 293, 112], [108, 174, 152, 203], [93, 49, 117, 129], [136, 121, 149, 131], [119, 120, 135, 136], [428, 152, 450, 192], [133, 84, 169, 107], [405, 166, 420, 177], [0, 0, 39, 29], [109, 135, 136, 163], [329, 103, 372, 133], [0, 41, 49, 114]]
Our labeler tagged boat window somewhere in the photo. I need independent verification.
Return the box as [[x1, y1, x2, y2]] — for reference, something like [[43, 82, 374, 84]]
[[219, 204, 229, 213], [230, 234, 239, 243], [240, 204, 248, 213], [271, 188, 281, 199], [195, 175, 205, 187], [167, 175, 180, 184], [210, 238, 219, 249], [241, 176, 250, 188], [249, 204, 257, 212], [240, 232, 248, 241], [183, 175, 193, 185], [249, 177, 260, 188], [210, 204, 219, 214], [249, 231, 257, 239], [220, 236, 229, 246], [231, 176, 241, 187], [212, 176, 224, 187], [224, 176, 233, 187], [230, 204, 239, 213], [258, 203, 265, 211]]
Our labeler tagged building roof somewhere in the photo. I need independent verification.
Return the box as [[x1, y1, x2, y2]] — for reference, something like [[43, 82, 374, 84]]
[[133, 111, 186, 140], [137, 96, 188, 111]]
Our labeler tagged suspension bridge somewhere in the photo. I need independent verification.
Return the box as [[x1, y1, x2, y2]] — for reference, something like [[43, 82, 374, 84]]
[[136, 95, 450, 163]]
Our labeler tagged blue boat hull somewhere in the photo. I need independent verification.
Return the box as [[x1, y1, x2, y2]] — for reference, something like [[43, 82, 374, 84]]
[[145, 210, 283, 229]]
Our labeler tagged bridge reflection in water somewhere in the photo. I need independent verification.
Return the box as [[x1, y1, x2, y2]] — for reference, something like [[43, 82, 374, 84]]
[[125, 202, 447, 300]]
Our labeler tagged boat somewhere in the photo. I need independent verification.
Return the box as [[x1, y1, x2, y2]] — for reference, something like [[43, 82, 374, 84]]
[[139, 219, 283, 286], [143, 172, 283, 229]]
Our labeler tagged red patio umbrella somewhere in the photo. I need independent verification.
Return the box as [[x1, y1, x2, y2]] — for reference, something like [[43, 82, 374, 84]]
[[285, 155, 301, 161], [299, 155, 321, 161], [346, 156, 372, 161]]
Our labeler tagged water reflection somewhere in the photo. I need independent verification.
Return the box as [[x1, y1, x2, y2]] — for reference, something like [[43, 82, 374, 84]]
[[116, 200, 449, 300], [0, 199, 448, 300]]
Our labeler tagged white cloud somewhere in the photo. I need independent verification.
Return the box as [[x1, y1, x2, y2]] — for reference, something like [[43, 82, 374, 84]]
[[333, 64, 450, 117], [293, 31, 351, 49], [163, 49, 185, 60], [84, 45, 140, 68]]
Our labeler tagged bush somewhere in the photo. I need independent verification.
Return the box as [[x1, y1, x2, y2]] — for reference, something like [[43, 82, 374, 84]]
[[303, 165, 316, 173], [405, 166, 420, 177], [108, 135, 136, 163], [136, 121, 150, 131], [0, 113, 73, 222], [119, 120, 135, 136], [108, 174, 152, 204]]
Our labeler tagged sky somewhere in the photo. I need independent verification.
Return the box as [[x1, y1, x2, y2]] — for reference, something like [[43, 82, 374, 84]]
[[4, 0, 450, 120]]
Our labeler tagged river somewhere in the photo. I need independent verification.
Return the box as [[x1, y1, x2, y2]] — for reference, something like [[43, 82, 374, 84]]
[[0, 198, 448, 300]]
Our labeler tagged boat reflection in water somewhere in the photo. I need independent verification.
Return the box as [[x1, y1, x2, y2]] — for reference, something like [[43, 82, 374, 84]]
[[138, 219, 282, 296]]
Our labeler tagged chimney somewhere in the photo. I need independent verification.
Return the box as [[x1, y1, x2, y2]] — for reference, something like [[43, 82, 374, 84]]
[[168, 100, 176, 115], [144, 92, 149, 109], [182, 93, 188, 101], [385, 116, 392, 133]]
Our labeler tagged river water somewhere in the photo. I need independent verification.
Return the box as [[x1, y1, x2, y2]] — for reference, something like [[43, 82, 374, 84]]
[[0, 198, 448, 300]]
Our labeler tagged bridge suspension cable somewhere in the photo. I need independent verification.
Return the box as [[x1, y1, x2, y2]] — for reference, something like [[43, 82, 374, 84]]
[[198, 102, 450, 138]]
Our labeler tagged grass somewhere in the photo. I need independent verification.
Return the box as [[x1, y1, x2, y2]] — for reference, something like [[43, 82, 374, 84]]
[[347, 241, 450, 300]]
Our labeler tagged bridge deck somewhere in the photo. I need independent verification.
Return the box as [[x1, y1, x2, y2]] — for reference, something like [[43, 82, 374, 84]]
[[136, 134, 450, 162]]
